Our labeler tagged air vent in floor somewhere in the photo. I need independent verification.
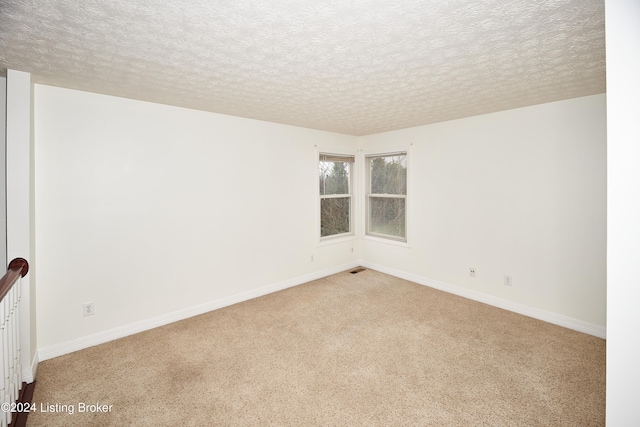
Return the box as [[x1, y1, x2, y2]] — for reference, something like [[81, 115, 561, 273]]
[[350, 267, 366, 274]]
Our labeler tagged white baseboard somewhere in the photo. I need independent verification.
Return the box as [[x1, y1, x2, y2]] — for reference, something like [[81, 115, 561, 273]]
[[37, 259, 604, 362], [38, 261, 361, 361], [360, 261, 607, 339], [22, 352, 38, 383]]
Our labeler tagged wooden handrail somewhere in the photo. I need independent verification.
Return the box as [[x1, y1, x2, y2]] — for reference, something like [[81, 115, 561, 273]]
[[0, 258, 29, 302]]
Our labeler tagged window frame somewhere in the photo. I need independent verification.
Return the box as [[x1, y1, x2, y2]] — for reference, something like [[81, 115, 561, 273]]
[[365, 151, 408, 243], [318, 152, 356, 241]]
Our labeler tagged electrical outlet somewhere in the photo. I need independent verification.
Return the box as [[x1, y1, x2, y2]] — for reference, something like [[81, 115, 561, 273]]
[[83, 302, 95, 316], [469, 267, 476, 277], [504, 275, 512, 286], [310, 254, 314, 262]]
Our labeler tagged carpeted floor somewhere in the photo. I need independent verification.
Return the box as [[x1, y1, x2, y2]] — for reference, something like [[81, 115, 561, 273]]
[[27, 268, 605, 426]]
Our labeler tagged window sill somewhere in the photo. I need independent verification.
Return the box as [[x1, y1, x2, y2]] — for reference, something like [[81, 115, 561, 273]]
[[362, 234, 410, 248], [318, 234, 357, 247]]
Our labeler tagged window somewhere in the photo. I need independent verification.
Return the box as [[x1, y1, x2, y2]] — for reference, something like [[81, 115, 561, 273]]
[[319, 153, 354, 238], [366, 152, 407, 241]]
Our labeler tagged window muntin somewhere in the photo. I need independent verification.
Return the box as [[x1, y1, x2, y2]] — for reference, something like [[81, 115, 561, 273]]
[[319, 153, 354, 238], [366, 153, 407, 241]]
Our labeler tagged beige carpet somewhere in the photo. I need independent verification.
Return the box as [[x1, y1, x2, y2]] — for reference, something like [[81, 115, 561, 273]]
[[27, 268, 605, 426]]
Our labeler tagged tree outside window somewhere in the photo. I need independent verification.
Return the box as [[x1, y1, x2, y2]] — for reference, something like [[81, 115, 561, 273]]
[[319, 154, 354, 238], [366, 153, 407, 241]]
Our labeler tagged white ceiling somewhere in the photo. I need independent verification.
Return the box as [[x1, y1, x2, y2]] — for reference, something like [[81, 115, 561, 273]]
[[0, 0, 605, 136]]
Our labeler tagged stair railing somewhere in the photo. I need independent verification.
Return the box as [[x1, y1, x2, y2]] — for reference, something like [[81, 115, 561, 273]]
[[0, 258, 29, 427]]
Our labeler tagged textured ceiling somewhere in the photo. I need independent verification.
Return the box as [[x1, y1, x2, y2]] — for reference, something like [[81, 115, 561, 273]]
[[0, 0, 605, 136]]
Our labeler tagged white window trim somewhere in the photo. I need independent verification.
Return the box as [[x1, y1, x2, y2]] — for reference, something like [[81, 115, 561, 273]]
[[362, 233, 411, 248], [361, 147, 411, 246], [317, 149, 357, 245]]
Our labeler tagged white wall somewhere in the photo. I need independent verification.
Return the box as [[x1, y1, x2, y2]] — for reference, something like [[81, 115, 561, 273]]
[[605, 0, 640, 424], [1, 76, 6, 268], [34, 84, 607, 358], [34, 85, 358, 351], [360, 94, 606, 332], [5, 70, 37, 381]]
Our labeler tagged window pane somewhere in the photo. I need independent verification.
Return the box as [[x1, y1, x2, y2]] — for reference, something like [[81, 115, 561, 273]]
[[320, 161, 351, 195], [369, 197, 405, 238], [370, 155, 406, 195], [321, 197, 350, 237]]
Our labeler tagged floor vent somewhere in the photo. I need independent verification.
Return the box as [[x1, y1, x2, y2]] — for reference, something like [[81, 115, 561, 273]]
[[350, 267, 366, 274]]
